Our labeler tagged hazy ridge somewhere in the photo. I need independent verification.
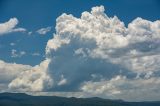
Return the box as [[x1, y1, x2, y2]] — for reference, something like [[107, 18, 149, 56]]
[[0, 93, 160, 106]]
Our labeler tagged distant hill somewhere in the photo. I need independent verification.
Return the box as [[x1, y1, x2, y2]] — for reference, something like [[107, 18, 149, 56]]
[[0, 92, 160, 106]]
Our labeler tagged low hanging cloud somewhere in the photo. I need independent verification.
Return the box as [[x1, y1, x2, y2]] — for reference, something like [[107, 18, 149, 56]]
[[9, 59, 53, 92], [7, 6, 160, 101], [0, 60, 31, 91], [0, 18, 26, 35], [81, 75, 160, 101]]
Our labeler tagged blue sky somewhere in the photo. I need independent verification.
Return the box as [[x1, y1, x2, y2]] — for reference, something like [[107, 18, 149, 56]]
[[0, 0, 160, 66]]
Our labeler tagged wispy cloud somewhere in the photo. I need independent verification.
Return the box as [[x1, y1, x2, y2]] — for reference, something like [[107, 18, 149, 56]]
[[10, 42, 16, 46], [28, 31, 32, 35], [11, 49, 26, 58], [36, 27, 51, 35], [31, 52, 41, 56]]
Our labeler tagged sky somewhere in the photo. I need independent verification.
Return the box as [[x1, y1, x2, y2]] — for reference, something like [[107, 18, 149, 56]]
[[0, 0, 160, 101], [0, 0, 160, 65]]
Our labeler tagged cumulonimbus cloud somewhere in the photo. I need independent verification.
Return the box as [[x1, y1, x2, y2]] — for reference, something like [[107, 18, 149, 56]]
[[8, 6, 160, 101]]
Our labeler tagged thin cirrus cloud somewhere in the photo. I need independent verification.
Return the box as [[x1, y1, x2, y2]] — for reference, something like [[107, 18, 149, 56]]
[[0, 18, 26, 35], [0, 5, 160, 101]]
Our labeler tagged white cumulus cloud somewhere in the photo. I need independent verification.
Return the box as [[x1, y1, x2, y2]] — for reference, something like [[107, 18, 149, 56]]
[[0, 60, 31, 91], [9, 59, 53, 92], [0, 18, 26, 35]]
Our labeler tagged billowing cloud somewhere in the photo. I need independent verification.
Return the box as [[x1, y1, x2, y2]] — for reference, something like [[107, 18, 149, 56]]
[[9, 59, 53, 92], [6, 6, 160, 101], [0, 60, 31, 91], [0, 18, 26, 35], [36, 27, 51, 35]]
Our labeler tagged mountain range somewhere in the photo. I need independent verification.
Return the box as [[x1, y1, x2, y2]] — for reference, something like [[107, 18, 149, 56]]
[[0, 92, 160, 106]]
